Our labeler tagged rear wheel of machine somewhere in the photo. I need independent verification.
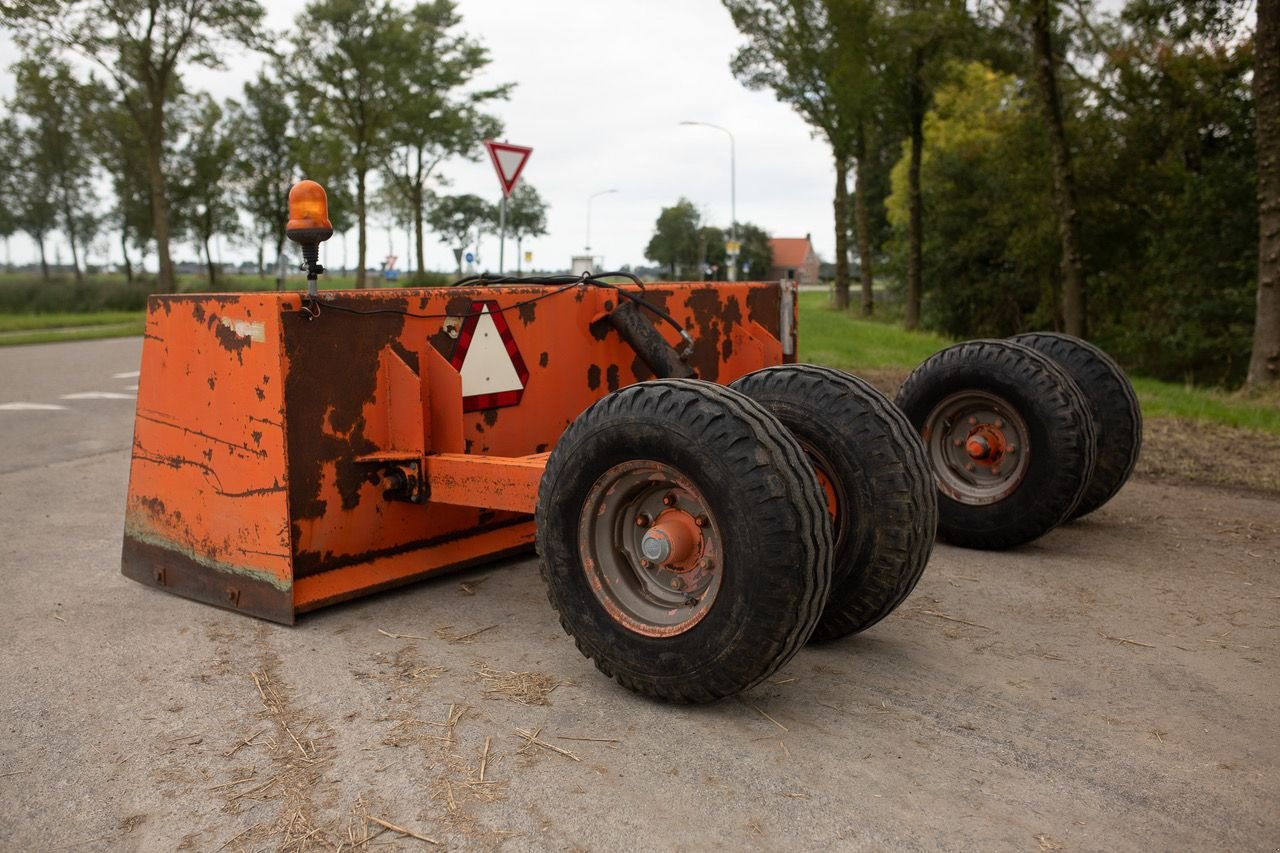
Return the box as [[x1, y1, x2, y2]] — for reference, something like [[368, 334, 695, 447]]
[[535, 379, 833, 703], [730, 365, 936, 641], [1009, 332, 1142, 519], [895, 340, 1097, 550]]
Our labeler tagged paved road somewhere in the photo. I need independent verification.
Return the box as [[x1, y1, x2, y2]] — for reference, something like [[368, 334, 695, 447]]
[[1, 337, 1277, 851]]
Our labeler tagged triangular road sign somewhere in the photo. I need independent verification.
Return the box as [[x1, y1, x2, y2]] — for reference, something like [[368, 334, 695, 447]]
[[483, 140, 533, 197]]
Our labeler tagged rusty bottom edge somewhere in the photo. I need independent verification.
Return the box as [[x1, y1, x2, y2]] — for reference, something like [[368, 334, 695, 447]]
[[121, 535, 296, 625]]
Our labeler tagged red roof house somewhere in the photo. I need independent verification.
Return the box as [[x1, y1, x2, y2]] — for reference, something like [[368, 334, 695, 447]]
[[768, 235, 820, 284]]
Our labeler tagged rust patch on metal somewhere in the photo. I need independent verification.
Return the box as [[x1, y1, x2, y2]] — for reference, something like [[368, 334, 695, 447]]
[[587, 364, 602, 390], [517, 300, 537, 325], [606, 364, 620, 391]]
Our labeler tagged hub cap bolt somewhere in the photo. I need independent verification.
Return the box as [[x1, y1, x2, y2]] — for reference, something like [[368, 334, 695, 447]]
[[641, 559, 652, 569], [953, 439, 963, 447], [965, 463, 976, 472], [968, 417, 977, 425], [992, 467, 1002, 476], [671, 577, 684, 590], [1007, 444, 1017, 453], [695, 515, 709, 528], [662, 492, 677, 507], [635, 514, 650, 528], [994, 419, 1004, 428]]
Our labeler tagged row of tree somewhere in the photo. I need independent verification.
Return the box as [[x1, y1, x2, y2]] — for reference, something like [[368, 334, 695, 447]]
[[725, 0, 1279, 388], [643, 199, 774, 280], [0, 0, 541, 290]]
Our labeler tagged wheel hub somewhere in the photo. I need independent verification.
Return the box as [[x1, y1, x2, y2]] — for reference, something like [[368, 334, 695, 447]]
[[924, 390, 1031, 506], [579, 461, 722, 637]]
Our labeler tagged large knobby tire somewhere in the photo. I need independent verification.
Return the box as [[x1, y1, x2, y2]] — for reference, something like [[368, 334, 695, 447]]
[[895, 340, 1097, 550], [1010, 332, 1142, 519], [730, 365, 936, 641], [535, 379, 833, 703]]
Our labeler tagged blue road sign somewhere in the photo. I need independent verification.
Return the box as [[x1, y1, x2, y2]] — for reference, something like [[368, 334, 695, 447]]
[[465, 252, 475, 264]]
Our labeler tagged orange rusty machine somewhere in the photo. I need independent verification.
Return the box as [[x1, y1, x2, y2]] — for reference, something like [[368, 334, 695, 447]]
[[122, 180, 945, 702]]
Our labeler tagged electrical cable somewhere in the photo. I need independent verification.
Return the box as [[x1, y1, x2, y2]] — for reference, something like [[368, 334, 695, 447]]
[[301, 271, 694, 351]]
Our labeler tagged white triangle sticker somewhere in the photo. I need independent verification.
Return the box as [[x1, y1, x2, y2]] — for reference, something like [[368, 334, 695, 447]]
[[459, 307, 524, 397]]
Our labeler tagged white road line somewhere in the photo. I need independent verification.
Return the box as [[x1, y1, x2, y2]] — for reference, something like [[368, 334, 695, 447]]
[[112, 371, 141, 379], [59, 392, 136, 400], [0, 402, 69, 411]]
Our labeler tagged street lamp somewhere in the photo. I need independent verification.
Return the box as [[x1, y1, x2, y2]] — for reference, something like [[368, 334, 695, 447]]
[[680, 120, 737, 281], [586, 189, 619, 253]]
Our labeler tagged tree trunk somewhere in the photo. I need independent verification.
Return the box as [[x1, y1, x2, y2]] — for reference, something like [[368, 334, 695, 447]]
[[833, 152, 851, 310], [1031, 0, 1087, 338], [1248, 0, 1280, 387], [204, 236, 216, 288], [854, 122, 875, 317], [257, 242, 265, 278], [37, 233, 48, 280], [144, 112, 175, 292], [121, 230, 133, 283], [905, 48, 926, 331], [275, 234, 287, 292], [355, 169, 368, 289], [63, 199, 83, 285], [414, 186, 426, 283]]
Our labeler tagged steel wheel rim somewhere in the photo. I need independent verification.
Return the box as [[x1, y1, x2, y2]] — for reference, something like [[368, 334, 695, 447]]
[[578, 460, 722, 637], [924, 390, 1030, 506]]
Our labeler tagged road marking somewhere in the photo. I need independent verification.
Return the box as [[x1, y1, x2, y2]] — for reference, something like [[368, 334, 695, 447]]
[[60, 392, 135, 400], [0, 402, 69, 411], [113, 371, 140, 379]]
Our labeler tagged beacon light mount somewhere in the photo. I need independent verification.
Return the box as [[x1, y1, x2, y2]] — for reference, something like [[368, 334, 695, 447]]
[[286, 180, 334, 299]]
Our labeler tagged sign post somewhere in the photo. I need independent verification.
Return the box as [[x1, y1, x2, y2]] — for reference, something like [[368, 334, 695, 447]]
[[483, 140, 533, 275]]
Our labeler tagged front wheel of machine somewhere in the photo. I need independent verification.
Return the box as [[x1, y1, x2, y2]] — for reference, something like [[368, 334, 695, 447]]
[[895, 340, 1097, 550], [535, 379, 833, 703], [730, 365, 936, 642]]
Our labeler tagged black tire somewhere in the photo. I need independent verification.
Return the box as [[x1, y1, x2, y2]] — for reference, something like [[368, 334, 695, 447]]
[[1009, 332, 1142, 518], [535, 378, 833, 702], [894, 340, 1097, 550], [730, 365, 936, 641]]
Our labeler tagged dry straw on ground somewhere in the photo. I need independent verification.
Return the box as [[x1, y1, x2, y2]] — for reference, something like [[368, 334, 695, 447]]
[[475, 666, 561, 705]]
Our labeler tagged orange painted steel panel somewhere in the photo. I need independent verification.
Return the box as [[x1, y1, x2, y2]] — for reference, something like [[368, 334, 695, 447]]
[[121, 281, 791, 623]]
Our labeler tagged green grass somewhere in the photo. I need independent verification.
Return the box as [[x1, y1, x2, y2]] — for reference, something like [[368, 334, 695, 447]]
[[798, 291, 1280, 436], [0, 311, 147, 333], [798, 292, 951, 370]]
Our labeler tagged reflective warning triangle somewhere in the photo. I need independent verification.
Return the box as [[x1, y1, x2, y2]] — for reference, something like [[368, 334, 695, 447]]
[[449, 301, 530, 412], [483, 140, 533, 197]]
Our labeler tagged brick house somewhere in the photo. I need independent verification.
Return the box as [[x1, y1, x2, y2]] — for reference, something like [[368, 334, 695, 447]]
[[767, 234, 821, 284]]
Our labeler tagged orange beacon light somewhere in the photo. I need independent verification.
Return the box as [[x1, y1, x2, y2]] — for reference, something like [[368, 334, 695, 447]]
[[286, 180, 334, 298]]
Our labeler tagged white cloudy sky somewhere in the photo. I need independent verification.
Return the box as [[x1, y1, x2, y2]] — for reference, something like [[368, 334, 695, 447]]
[[1, 0, 838, 274]]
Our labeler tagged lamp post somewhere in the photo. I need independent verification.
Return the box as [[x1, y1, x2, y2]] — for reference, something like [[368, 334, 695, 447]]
[[680, 120, 737, 281], [586, 188, 619, 253]]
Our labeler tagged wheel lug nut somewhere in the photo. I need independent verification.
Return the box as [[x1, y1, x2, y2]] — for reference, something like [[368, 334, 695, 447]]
[[695, 515, 709, 528], [994, 419, 1004, 428], [635, 514, 650, 528], [662, 493, 677, 507], [953, 439, 963, 447], [992, 467, 1002, 476], [965, 463, 976, 472], [641, 559, 652, 569], [698, 558, 710, 570], [671, 577, 684, 590], [1007, 444, 1017, 453], [968, 417, 977, 425]]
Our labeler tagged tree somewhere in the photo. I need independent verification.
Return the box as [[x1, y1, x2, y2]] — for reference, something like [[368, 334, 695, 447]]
[[427, 193, 492, 274], [91, 93, 154, 282], [725, 0, 858, 307], [1249, 0, 1280, 387], [505, 184, 548, 274], [736, 222, 774, 280], [289, 0, 419, 288], [644, 199, 702, 279], [172, 95, 240, 288], [232, 72, 298, 289], [10, 58, 97, 283], [2, 0, 267, 291], [380, 0, 509, 282], [3, 117, 57, 279]]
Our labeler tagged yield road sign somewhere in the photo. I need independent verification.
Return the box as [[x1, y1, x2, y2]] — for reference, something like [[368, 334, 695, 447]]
[[484, 140, 533, 197]]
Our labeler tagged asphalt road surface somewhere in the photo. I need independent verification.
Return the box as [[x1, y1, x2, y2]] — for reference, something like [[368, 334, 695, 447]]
[[1, 337, 1277, 851]]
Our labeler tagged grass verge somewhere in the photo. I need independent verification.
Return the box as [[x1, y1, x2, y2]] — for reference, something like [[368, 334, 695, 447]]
[[798, 292, 1280, 436]]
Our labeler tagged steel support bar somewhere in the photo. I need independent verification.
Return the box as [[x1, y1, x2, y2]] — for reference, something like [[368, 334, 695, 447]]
[[423, 452, 550, 514]]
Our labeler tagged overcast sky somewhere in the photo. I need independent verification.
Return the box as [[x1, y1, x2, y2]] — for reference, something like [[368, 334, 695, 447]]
[[1, 0, 839, 274]]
